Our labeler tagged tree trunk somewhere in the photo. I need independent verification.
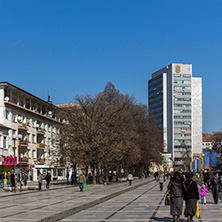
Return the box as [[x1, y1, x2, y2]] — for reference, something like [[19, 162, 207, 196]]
[[92, 166, 96, 185]]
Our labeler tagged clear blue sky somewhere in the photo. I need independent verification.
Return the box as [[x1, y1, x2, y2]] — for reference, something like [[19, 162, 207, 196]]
[[0, 0, 221, 133]]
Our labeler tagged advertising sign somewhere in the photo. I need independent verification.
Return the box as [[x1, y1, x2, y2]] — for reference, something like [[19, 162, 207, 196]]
[[204, 151, 210, 167], [211, 151, 217, 167]]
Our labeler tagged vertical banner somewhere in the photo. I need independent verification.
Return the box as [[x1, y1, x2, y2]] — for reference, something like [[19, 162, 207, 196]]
[[204, 151, 210, 167], [196, 159, 199, 170], [211, 151, 217, 167], [200, 157, 204, 170]]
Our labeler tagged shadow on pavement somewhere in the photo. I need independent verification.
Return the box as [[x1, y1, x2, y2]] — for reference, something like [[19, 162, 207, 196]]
[[151, 217, 187, 221]]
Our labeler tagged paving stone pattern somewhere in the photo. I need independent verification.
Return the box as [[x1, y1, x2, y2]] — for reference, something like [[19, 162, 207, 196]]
[[0, 178, 222, 222]]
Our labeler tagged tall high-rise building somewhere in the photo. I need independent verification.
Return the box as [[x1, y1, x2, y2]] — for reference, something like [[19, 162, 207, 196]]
[[148, 63, 202, 169]]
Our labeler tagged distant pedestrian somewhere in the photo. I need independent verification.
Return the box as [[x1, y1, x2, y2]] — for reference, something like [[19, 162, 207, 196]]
[[22, 173, 27, 186], [71, 172, 76, 186], [199, 184, 210, 204], [167, 171, 186, 222], [204, 170, 210, 189], [0, 172, 5, 188], [38, 173, 44, 190], [11, 172, 15, 188], [77, 172, 86, 192], [6, 172, 11, 187], [210, 171, 222, 204], [127, 173, 134, 186], [45, 173, 51, 189], [155, 172, 159, 182], [184, 173, 199, 222], [142, 173, 145, 179], [158, 170, 165, 191], [66, 170, 69, 182], [166, 172, 169, 180]]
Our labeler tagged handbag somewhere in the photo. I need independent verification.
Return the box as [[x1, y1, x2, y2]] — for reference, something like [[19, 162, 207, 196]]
[[195, 202, 200, 218], [164, 192, 171, 205], [83, 183, 87, 188]]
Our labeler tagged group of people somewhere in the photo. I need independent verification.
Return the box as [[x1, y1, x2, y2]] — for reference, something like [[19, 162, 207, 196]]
[[0, 171, 29, 188], [38, 172, 52, 190], [166, 170, 221, 222]]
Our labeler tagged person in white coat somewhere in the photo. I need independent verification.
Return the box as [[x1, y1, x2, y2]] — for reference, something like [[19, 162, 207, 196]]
[[127, 173, 134, 186]]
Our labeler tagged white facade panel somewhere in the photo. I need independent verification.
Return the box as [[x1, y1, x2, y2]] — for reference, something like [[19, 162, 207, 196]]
[[192, 78, 202, 154]]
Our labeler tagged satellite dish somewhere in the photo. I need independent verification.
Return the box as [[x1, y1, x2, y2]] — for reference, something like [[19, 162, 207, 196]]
[[4, 97, 9, 102]]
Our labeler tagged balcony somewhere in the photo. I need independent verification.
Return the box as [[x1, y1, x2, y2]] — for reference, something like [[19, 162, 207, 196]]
[[36, 127, 45, 135], [21, 157, 29, 163], [18, 123, 28, 130], [37, 158, 46, 164], [37, 143, 45, 149], [20, 139, 29, 147]]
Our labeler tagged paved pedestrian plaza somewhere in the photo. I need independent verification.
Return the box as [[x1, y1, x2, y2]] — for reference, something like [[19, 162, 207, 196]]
[[0, 178, 222, 221]]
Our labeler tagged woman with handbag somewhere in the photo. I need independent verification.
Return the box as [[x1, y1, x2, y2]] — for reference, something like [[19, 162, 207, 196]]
[[184, 173, 199, 222], [167, 171, 186, 222]]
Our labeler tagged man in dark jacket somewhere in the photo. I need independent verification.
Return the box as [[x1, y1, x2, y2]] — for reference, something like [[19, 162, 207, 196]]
[[45, 173, 51, 189], [184, 173, 199, 222], [211, 172, 221, 204], [204, 170, 210, 189], [11, 172, 15, 188]]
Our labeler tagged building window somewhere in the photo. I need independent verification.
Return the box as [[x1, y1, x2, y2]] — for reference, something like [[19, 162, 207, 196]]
[[5, 110, 10, 120], [27, 118, 30, 126], [32, 150, 36, 158], [32, 119, 35, 128], [12, 113, 16, 122], [3, 136, 6, 149], [32, 134, 36, 143]]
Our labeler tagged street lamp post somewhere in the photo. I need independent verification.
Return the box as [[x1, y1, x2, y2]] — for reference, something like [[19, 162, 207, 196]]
[[12, 134, 17, 193], [18, 134, 23, 192]]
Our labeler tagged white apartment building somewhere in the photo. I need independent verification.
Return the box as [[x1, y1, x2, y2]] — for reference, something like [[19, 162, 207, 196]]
[[0, 82, 65, 181], [148, 63, 202, 169]]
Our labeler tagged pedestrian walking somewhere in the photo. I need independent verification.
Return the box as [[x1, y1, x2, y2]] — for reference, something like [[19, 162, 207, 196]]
[[127, 173, 134, 186], [11, 172, 15, 188], [184, 173, 199, 222], [142, 173, 145, 179], [22, 173, 27, 186], [158, 170, 165, 191], [45, 173, 51, 189], [6, 172, 11, 187], [77, 172, 86, 192], [0, 172, 5, 188], [71, 171, 76, 186], [199, 184, 210, 205], [167, 171, 186, 222], [210, 171, 222, 204], [66, 170, 69, 182], [38, 173, 44, 190], [203, 170, 210, 189]]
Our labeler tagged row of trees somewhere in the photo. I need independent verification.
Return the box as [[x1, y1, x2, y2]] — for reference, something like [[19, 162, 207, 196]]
[[59, 82, 163, 184]]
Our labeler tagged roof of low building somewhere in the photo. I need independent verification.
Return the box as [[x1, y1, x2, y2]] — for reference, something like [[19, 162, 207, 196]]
[[59, 103, 81, 108]]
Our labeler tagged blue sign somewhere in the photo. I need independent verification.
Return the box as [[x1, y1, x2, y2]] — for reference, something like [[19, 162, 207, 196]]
[[196, 159, 199, 170], [204, 151, 209, 167], [211, 151, 217, 167]]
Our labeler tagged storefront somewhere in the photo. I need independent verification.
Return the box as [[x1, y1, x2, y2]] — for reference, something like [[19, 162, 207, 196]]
[[0, 156, 17, 184]]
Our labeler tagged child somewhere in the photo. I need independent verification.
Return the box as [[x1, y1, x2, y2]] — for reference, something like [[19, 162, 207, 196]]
[[199, 184, 210, 204]]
